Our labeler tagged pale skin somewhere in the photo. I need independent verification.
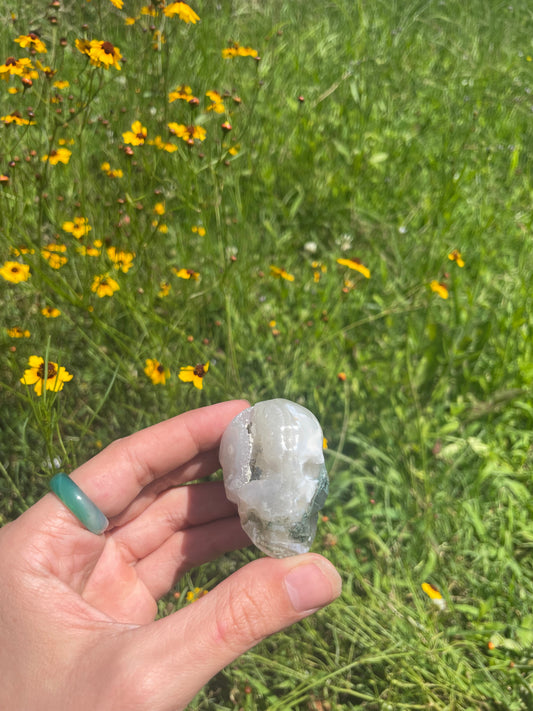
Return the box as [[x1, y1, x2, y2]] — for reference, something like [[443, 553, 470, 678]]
[[0, 400, 341, 710]]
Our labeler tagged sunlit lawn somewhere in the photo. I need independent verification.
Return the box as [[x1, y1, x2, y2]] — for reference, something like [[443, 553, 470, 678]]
[[1, 0, 532, 708]]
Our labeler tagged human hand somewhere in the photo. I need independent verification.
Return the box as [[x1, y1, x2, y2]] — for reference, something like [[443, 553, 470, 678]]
[[0, 401, 341, 711]]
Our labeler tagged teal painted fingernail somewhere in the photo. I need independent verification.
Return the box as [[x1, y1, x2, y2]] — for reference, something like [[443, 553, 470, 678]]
[[50, 473, 108, 535]]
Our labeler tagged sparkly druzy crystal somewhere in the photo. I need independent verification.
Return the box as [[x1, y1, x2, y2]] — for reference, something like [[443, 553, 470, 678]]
[[220, 399, 329, 558]]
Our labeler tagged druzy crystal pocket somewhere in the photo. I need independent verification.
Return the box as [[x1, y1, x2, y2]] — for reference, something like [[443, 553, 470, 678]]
[[220, 399, 329, 558]]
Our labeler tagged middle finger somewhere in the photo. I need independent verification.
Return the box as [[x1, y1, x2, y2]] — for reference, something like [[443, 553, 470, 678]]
[[109, 480, 238, 563]]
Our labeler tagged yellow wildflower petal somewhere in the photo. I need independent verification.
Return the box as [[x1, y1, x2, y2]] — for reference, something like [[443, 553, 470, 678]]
[[422, 582, 446, 610], [430, 280, 449, 300], [336, 257, 370, 279], [178, 367, 195, 383], [448, 249, 465, 267]]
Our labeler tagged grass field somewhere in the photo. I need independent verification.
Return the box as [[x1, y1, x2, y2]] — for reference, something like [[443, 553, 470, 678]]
[[1, 0, 532, 708]]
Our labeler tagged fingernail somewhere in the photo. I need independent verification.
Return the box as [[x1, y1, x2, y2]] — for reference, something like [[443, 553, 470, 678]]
[[284, 560, 341, 613]]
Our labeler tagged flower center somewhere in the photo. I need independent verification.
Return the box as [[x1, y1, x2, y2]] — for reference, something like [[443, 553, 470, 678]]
[[193, 364, 205, 377], [37, 362, 57, 380], [101, 41, 115, 55]]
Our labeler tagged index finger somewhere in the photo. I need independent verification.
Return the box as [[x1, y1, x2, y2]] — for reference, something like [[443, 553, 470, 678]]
[[71, 400, 249, 518]]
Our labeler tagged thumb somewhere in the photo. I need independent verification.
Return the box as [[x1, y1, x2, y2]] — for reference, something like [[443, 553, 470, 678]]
[[122, 553, 341, 711]]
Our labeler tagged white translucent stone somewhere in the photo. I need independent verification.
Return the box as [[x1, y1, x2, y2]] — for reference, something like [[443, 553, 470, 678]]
[[220, 398, 329, 558]]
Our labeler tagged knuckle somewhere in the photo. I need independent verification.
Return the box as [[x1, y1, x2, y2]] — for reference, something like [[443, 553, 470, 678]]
[[217, 583, 270, 650], [107, 436, 154, 489]]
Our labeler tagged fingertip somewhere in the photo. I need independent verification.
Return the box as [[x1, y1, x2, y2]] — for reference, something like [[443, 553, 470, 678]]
[[283, 554, 342, 613]]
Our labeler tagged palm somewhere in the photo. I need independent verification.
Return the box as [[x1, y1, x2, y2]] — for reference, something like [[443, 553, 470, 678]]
[[34, 477, 247, 626], [38, 521, 158, 625]]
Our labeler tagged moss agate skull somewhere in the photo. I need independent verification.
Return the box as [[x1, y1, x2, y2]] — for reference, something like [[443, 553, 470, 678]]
[[220, 399, 329, 558]]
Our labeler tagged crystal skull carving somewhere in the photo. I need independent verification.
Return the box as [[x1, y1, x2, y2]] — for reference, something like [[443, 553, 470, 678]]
[[220, 398, 329, 558]]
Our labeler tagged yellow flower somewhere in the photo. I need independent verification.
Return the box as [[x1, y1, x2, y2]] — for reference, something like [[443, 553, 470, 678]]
[[42, 148, 71, 165], [77, 240, 102, 257], [144, 358, 170, 385], [421, 582, 446, 611], [101, 161, 123, 178], [7, 326, 30, 338], [36, 61, 56, 78], [148, 135, 178, 152], [312, 261, 327, 282], [222, 42, 258, 58], [448, 249, 465, 267], [163, 2, 200, 23], [158, 281, 171, 298], [168, 85, 195, 103], [152, 30, 166, 50], [191, 225, 206, 236], [342, 279, 356, 292], [41, 244, 68, 269], [91, 274, 120, 297], [123, 120, 147, 145], [336, 257, 370, 279], [172, 267, 199, 280], [157, 223, 168, 233], [107, 246, 135, 273], [75, 38, 121, 70], [20, 355, 73, 396], [43, 253, 68, 270], [1, 111, 35, 125], [0, 261, 31, 283], [53, 79, 69, 89], [270, 265, 294, 282], [14, 33, 47, 54], [168, 122, 206, 143], [153, 202, 165, 215], [108, 0, 123, 7], [10, 246, 35, 256], [125, 16, 136, 25], [430, 280, 449, 300], [238, 46, 258, 58], [41, 306, 61, 318], [62, 216, 91, 239], [87, 39, 122, 70], [0, 56, 34, 77], [179, 362, 209, 390], [206, 90, 225, 113], [186, 587, 208, 602]]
